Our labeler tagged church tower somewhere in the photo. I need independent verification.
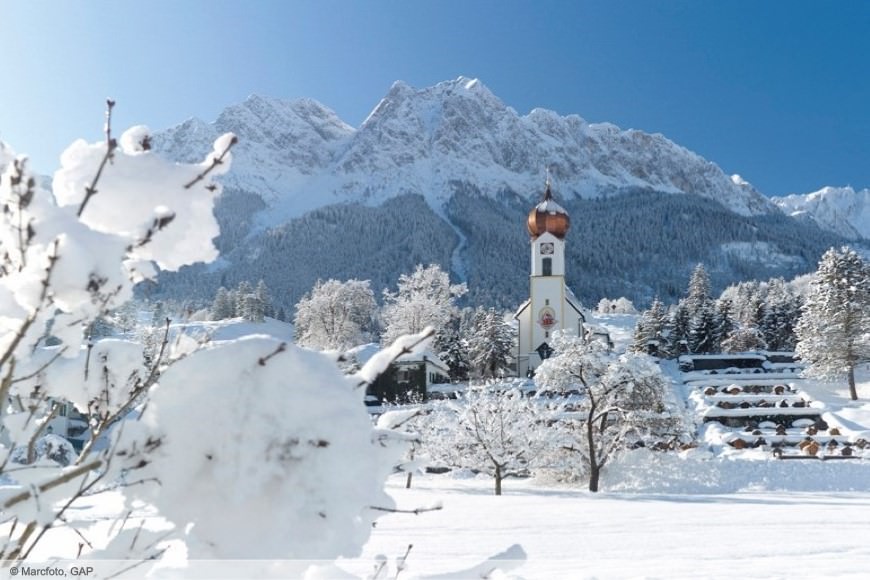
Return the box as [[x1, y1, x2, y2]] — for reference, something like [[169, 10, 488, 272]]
[[514, 179, 585, 377]]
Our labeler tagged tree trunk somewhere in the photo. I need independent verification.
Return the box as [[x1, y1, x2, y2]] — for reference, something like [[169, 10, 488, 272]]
[[405, 447, 415, 489], [586, 415, 600, 493], [494, 463, 502, 496], [848, 364, 858, 401]]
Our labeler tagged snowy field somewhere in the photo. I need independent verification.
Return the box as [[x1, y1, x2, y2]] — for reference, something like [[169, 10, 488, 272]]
[[347, 473, 870, 579]]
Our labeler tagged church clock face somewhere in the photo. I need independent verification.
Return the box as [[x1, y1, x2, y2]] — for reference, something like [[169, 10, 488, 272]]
[[540, 242, 554, 255]]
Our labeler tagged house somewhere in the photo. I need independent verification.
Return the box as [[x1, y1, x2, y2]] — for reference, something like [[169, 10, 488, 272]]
[[366, 349, 451, 404]]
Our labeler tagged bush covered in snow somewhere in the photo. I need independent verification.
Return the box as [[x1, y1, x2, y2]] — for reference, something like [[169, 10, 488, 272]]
[[0, 111, 414, 565]]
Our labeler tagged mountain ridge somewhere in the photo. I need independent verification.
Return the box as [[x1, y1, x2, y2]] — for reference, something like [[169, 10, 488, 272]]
[[153, 76, 779, 222], [772, 186, 870, 241], [147, 77, 862, 310]]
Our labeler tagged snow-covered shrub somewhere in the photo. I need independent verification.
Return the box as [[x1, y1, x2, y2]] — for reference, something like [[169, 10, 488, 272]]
[[0, 117, 237, 559], [597, 297, 637, 314], [0, 113, 415, 565], [110, 335, 405, 559], [10, 434, 77, 467]]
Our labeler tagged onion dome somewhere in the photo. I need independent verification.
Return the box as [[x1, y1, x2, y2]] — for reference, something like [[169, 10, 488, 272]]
[[527, 180, 570, 239]]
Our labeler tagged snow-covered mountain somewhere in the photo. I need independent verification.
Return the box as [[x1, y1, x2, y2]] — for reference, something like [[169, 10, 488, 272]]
[[155, 76, 777, 223], [772, 187, 870, 241], [149, 77, 856, 310]]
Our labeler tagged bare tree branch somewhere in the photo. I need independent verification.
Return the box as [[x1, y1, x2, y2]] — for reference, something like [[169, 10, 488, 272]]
[[77, 99, 117, 218], [183, 135, 238, 190], [368, 504, 442, 515], [2, 459, 102, 511], [258, 342, 287, 366]]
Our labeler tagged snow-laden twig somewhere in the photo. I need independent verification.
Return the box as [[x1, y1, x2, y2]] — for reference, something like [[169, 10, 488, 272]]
[[77, 99, 117, 218], [183, 134, 238, 190]]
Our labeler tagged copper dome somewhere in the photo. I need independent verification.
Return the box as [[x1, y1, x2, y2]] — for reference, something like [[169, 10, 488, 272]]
[[527, 182, 570, 239]]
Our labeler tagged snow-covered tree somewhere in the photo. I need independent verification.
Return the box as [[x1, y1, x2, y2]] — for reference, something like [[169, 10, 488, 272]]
[[294, 278, 378, 351], [714, 297, 736, 349], [437, 322, 470, 382], [665, 301, 691, 356], [596, 297, 637, 314], [760, 278, 801, 351], [721, 325, 767, 353], [535, 332, 684, 492], [686, 263, 712, 312], [631, 298, 667, 356], [211, 286, 235, 320], [235, 280, 253, 317], [381, 264, 466, 346], [687, 299, 720, 354], [467, 307, 514, 378], [244, 292, 266, 322], [255, 279, 272, 318], [795, 247, 870, 400], [423, 380, 549, 495]]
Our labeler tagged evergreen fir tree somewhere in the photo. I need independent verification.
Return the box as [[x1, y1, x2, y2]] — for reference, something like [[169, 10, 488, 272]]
[[721, 325, 768, 353], [688, 300, 719, 354], [686, 263, 711, 313], [235, 281, 253, 318], [761, 279, 801, 351], [667, 301, 691, 356], [467, 308, 515, 379], [438, 325, 470, 382], [714, 297, 736, 349], [631, 298, 666, 356], [795, 247, 870, 400], [244, 293, 265, 322], [211, 287, 234, 320], [255, 280, 272, 319]]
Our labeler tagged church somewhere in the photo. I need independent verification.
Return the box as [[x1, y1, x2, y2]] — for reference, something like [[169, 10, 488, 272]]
[[514, 180, 585, 377]]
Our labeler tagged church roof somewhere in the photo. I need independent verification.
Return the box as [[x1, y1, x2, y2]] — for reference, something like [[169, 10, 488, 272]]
[[527, 180, 570, 239]]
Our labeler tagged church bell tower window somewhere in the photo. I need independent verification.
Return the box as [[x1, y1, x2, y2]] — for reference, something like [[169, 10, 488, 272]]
[[542, 257, 552, 276]]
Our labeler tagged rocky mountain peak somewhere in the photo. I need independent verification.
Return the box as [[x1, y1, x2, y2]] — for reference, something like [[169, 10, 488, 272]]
[[772, 186, 870, 240], [153, 77, 782, 221]]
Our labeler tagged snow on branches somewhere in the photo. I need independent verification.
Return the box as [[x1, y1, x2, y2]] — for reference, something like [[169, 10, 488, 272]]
[[423, 380, 551, 496], [0, 114, 237, 561], [535, 332, 687, 492], [0, 108, 418, 566], [110, 336, 402, 559], [795, 246, 870, 400]]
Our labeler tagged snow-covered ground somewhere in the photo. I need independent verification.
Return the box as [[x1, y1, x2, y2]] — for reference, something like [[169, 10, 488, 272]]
[[169, 316, 295, 343], [347, 473, 870, 579], [11, 308, 870, 578]]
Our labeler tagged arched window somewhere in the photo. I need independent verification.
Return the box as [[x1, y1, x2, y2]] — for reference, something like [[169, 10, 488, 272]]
[[542, 257, 552, 276]]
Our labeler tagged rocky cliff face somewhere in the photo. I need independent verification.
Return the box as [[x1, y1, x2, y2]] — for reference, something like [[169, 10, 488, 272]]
[[772, 186, 870, 241], [155, 76, 778, 222]]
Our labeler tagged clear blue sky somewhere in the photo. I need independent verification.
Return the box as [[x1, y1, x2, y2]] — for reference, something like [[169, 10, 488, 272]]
[[1, 1, 867, 196]]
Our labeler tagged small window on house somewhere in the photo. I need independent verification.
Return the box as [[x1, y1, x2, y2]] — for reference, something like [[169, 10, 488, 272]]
[[542, 257, 552, 276]]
